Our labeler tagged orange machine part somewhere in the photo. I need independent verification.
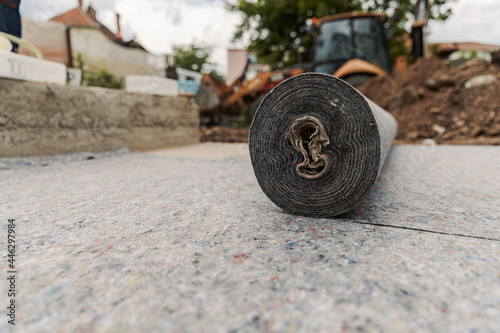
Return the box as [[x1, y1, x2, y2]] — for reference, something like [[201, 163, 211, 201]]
[[315, 11, 387, 28], [333, 59, 387, 79], [223, 68, 303, 108]]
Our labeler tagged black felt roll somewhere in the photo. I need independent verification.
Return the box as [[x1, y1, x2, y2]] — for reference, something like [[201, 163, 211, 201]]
[[249, 73, 397, 217]]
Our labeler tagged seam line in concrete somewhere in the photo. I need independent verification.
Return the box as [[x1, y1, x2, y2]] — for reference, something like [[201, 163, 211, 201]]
[[340, 219, 500, 242]]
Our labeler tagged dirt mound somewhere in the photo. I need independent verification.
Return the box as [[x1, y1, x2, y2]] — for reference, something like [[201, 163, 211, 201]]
[[201, 58, 500, 145], [358, 57, 500, 145]]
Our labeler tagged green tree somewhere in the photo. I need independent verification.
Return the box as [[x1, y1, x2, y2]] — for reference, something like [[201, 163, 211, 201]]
[[229, 0, 454, 68], [74, 53, 123, 89], [172, 43, 212, 72], [86, 69, 124, 90]]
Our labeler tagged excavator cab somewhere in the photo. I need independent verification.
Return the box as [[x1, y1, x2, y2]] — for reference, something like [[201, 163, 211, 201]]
[[196, 12, 394, 122], [313, 12, 390, 86]]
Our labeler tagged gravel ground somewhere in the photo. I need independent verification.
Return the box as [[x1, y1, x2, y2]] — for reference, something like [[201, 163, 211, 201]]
[[0, 145, 499, 333]]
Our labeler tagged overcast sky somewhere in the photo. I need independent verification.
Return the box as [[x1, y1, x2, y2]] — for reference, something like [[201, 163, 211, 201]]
[[19, 0, 500, 74]]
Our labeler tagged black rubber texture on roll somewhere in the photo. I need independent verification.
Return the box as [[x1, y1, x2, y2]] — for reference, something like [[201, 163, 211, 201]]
[[249, 73, 397, 217]]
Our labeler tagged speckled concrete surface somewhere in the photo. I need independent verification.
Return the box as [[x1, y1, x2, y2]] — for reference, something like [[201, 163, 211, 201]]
[[343, 145, 500, 239], [0, 145, 499, 333]]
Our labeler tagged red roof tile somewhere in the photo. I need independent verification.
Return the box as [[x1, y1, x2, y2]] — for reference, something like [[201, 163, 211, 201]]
[[50, 7, 97, 27], [49, 6, 147, 51]]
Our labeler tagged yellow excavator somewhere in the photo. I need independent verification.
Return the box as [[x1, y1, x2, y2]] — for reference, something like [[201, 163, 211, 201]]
[[197, 2, 428, 122], [311, 11, 390, 86]]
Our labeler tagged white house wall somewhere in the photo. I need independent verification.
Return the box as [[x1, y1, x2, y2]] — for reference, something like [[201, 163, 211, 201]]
[[70, 28, 163, 78]]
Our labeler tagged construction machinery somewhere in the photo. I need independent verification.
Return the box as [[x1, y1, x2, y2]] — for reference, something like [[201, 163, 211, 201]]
[[311, 12, 390, 86], [197, 6, 427, 123], [196, 64, 304, 123], [411, 0, 430, 61]]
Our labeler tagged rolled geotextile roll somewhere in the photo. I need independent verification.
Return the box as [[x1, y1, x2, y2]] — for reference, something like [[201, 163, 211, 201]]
[[249, 73, 397, 217]]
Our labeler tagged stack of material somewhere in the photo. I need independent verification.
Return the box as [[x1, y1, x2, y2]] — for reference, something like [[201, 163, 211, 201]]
[[358, 57, 500, 145]]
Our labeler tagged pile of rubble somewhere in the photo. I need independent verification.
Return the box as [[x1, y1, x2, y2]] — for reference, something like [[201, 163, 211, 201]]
[[200, 56, 500, 145], [199, 127, 250, 143], [358, 57, 500, 145]]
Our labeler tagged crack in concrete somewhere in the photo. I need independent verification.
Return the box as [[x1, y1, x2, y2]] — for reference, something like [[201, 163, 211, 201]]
[[341, 219, 500, 242]]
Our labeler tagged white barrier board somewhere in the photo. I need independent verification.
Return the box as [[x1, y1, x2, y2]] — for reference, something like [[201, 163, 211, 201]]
[[125, 75, 178, 97], [0, 50, 67, 85]]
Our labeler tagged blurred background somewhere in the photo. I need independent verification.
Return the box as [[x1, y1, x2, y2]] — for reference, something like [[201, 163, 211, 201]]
[[1, 0, 499, 158], [16, 0, 500, 77]]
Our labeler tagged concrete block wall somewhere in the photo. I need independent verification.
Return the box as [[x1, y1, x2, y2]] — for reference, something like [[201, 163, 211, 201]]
[[0, 79, 199, 157]]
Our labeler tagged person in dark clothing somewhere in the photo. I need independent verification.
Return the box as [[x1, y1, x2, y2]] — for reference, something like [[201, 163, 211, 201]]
[[0, 0, 21, 52]]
